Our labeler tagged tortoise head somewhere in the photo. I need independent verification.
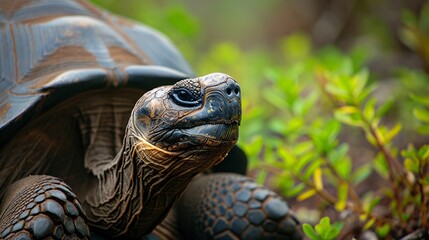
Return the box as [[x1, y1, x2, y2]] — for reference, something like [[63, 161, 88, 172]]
[[129, 73, 241, 176]]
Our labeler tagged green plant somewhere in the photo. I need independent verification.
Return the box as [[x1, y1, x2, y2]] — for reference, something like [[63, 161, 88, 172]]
[[303, 217, 343, 240], [242, 46, 429, 238]]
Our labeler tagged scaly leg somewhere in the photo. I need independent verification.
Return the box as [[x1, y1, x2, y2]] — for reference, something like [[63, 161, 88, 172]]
[[176, 173, 302, 240], [0, 175, 90, 239]]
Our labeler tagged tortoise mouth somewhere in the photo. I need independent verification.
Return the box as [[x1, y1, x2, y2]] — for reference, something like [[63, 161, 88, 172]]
[[183, 122, 239, 142], [149, 122, 239, 152]]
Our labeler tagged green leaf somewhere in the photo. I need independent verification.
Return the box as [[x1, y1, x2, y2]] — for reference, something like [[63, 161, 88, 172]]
[[353, 69, 369, 98], [368, 196, 381, 212], [303, 223, 320, 240], [315, 217, 342, 240], [363, 98, 376, 121], [385, 123, 402, 143], [256, 170, 267, 184], [402, 9, 417, 26], [334, 109, 363, 127], [324, 227, 342, 240], [376, 224, 391, 238], [325, 83, 349, 100], [413, 108, 429, 123], [300, 91, 320, 116], [418, 145, 429, 160], [376, 99, 393, 119], [374, 154, 389, 179], [294, 141, 314, 156], [304, 159, 323, 180], [363, 218, 376, 230], [262, 88, 288, 109], [399, 28, 418, 50], [328, 144, 349, 164], [410, 93, 429, 106], [294, 152, 315, 173], [357, 83, 377, 103], [278, 148, 294, 167], [285, 183, 306, 197], [404, 158, 419, 173], [297, 189, 317, 201], [335, 183, 349, 211], [335, 157, 352, 180], [314, 217, 330, 236], [417, 125, 429, 135], [351, 164, 372, 185]]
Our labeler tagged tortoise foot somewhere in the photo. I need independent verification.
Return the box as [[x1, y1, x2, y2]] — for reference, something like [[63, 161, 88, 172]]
[[177, 173, 302, 240], [0, 175, 90, 239]]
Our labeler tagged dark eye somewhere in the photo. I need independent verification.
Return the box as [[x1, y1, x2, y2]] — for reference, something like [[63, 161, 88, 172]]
[[170, 88, 202, 107]]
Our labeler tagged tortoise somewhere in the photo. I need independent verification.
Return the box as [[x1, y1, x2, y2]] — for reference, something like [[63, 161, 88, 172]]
[[0, 0, 302, 239]]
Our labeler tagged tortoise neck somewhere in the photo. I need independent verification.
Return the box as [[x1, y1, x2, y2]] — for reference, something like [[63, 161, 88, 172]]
[[83, 126, 195, 239]]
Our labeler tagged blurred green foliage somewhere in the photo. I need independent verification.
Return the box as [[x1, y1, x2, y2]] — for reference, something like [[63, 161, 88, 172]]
[[91, 0, 429, 238], [303, 217, 343, 240]]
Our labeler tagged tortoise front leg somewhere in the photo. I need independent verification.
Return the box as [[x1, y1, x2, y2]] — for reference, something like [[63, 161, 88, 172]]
[[0, 175, 90, 239], [176, 173, 303, 240]]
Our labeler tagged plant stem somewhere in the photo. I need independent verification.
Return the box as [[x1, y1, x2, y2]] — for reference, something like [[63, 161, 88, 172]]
[[296, 174, 338, 205], [323, 159, 363, 210], [258, 163, 339, 205], [359, 113, 409, 226], [419, 156, 428, 228], [365, 121, 404, 179]]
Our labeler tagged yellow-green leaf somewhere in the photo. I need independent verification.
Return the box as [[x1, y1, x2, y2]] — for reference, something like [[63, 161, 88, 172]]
[[363, 98, 376, 120], [385, 123, 402, 143], [335, 183, 348, 211], [353, 69, 369, 98], [334, 110, 363, 127], [337, 106, 359, 114], [297, 189, 317, 201], [410, 93, 429, 105], [314, 168, 323, 191], [363, 218, 376, 230], [404, 158, 418, 173], [376, 224, 391, 237], [421, 145, 429, 160], [376, 128, 385, 145], [351, 164, 372, 185], [414, 108, 429, 123], [325, 83, 348, 99], [302, 224, 319, 240]]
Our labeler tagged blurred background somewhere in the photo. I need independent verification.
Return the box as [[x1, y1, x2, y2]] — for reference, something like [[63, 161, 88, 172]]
[[88, 0, 428, 138], [90, 0, 429, 237]]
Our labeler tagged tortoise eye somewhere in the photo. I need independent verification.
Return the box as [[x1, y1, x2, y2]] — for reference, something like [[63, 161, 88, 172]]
[[170, 88, 201, 107]]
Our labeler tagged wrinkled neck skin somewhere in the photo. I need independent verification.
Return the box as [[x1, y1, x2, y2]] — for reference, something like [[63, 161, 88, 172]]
[[83, 117, 229, 239]]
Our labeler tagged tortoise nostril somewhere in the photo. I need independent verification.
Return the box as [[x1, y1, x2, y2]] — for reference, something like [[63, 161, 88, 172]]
[[223, 78, 240, 99]]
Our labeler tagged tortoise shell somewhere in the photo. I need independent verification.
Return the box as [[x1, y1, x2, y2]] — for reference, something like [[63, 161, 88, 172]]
[[0, 0, 246, 196], [0, 0, 193, 147], [0, 0, 199, 197]]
